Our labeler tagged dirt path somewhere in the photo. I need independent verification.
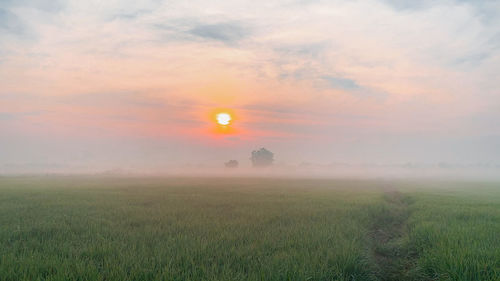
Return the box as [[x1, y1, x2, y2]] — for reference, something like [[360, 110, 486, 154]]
[[370, 190, 414, 281]]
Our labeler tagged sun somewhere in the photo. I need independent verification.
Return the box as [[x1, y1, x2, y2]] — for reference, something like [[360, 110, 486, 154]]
[[216, 113, 232, 125]]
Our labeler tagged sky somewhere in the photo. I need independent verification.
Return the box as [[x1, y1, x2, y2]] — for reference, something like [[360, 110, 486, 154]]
[[1, 0, 499, 173]]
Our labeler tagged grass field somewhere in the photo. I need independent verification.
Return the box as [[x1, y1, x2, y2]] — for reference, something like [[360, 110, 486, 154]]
[[0, 176, 499, 281]]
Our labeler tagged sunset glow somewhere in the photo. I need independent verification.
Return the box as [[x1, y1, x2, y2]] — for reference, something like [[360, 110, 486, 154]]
[[0, 0, 499, 171], [216, 113, 232, 126]]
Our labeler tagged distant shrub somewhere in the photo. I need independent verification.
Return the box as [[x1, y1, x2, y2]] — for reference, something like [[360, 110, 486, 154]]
[[224, 160, 239, 168], [251, 147, 274, 167]]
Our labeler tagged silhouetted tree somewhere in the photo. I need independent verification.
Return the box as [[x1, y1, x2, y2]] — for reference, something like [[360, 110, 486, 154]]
[[251, 148, 274, 167], [224, 160, 239, 168]]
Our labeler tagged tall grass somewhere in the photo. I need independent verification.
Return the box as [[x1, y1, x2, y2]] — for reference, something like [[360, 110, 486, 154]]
[[1, 177, 499, 280], [0, 177, 380, 281], [405, 183, 500, 281]]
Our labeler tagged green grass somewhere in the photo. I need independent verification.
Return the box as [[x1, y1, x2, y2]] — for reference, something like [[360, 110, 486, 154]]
[[405, 182, 500, 281], [0, 176, 499, 281]]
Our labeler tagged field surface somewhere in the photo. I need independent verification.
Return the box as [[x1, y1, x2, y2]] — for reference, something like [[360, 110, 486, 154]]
[[0, 176, 499, 281]]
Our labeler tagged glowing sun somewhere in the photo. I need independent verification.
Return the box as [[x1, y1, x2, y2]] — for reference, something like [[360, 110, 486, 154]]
[[216, 113, 232, 125]]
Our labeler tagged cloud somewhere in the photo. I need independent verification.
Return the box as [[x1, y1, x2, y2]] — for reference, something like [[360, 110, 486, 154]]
[[110, 9, 152, 21], [274, 42, 327, 58], [321, 76, 360, 90], [59, 91, 165, 109], [0, 0, 64, 13], [380, 0, 436, 11], [0, 112, 15, 120], [188, 22, 250, 43], [0, 111, 43, 120], [0, 9, 24, 34]]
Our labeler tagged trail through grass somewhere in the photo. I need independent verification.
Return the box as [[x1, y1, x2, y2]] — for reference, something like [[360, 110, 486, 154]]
[[369, 190, 413, 281]]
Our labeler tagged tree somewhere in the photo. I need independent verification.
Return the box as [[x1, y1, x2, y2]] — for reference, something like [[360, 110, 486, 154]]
[[251, 148, 274, 167], [224, 160, 239, 168]]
